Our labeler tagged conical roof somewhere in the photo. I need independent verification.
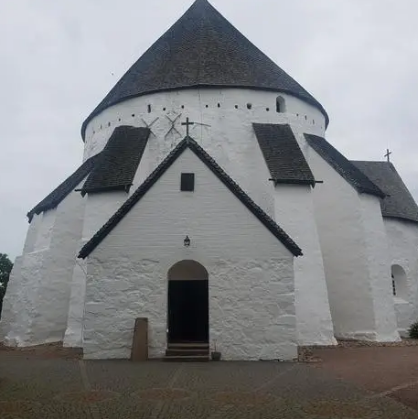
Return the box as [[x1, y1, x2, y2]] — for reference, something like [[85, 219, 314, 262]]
[[82, 0, 328, 138]]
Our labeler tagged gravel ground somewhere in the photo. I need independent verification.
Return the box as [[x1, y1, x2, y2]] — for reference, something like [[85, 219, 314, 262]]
[[0, 342, 82, 359]]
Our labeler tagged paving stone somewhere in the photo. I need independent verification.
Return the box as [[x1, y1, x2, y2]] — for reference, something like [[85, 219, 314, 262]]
[[1, 352, 417, 418]]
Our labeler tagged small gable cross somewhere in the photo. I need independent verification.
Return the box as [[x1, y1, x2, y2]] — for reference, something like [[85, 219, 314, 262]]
[[384, 148, 392, 162], [181, 117, 195, 136]]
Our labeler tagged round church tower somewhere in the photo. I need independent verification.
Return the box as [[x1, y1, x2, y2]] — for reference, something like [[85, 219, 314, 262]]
[[81, 0, 328, 215]]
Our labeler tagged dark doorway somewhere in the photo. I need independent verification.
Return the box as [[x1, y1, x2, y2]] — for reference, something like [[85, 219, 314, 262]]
[[168, 279, 209, 343]]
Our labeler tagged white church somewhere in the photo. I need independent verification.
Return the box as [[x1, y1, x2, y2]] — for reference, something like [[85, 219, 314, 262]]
[[2, 0, 418, 361]]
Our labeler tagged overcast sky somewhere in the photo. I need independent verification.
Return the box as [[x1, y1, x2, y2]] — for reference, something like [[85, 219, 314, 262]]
[[0, 0, 417, 259]]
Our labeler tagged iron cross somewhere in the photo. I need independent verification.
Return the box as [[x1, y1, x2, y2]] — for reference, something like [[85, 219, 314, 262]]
[[141, 117, 159, 136], [165, 113, 182, 138], [181, 117, 195, 136], [384, 148, 392, 162]]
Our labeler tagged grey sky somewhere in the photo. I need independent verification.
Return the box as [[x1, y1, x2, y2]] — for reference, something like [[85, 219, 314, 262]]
[[1, 0, 417, 259]]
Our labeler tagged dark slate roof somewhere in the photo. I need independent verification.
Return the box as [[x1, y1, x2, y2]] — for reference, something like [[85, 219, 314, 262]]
[[82, 126, 150, 194], [352, 161, 418, 224], [79, 136, 302, 258], [27, 153, 101, 222], [253, 123, 316, 186], [305, 134, 385, 198], [81, 0, 328, 139]]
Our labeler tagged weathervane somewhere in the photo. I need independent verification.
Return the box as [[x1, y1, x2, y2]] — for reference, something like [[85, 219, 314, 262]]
[[384, 148, 392, 162]]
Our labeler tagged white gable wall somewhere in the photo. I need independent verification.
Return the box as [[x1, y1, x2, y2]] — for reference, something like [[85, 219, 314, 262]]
[[83, 148, 297, 361], [274, 184, 336, 345], [385, 218, 418, 335]]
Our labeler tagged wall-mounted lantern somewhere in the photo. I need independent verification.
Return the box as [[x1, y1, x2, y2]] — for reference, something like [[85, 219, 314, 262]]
[[184, 236, 191, 247]]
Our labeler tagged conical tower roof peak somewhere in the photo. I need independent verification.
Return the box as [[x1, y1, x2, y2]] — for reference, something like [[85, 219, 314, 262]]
[[82, 1, 328, 138]]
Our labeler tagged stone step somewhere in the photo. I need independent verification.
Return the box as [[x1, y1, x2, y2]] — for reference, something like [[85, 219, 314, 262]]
[[164, 355, 210, 362], [167, 343, 209, 350], [166, 348, 209, 357]]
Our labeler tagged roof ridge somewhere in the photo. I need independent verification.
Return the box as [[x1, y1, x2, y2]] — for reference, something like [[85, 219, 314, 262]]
[[27, 153, 101, 222], [305, 134, 385, 198], [353, 160, 418, 224], [78, 136, 302, 258]]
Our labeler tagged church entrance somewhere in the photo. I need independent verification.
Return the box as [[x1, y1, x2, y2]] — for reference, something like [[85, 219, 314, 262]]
[[167, 260, 209, 344]]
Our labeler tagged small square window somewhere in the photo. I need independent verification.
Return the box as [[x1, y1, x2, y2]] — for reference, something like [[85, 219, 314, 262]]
[[181, 173, 195, 192]]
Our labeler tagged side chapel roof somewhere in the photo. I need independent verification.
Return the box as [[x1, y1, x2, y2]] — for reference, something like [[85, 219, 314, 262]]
[[82, 126, 150, 194], [27, 153, 101, 222], [253, 123, 316, 186], [305, 134, 385, 198], [81, 0, 328, 139], [78, 136, 303, 259], [353, 161, 418, 224]]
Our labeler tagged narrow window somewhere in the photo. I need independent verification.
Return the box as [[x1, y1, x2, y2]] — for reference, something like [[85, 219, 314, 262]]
[[181, 173, 195, 192], [148, 104, 151, 113], [391, 265, 408, 299], [392, 274, 396, 296], [276, 96, 286, 113]]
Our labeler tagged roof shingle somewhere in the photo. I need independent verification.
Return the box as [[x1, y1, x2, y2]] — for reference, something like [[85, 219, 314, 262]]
[[305, 134, 385, 198], [353, 161, 418, 224], [78, 136, 302, 258], [253, 123, 315, 186], [27, 153, 101, 222], [82, 126, 150, 194], [81, 0, 328, 139]]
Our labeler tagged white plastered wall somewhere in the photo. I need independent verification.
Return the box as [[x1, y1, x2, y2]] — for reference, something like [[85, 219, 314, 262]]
[[83, 148, 297, 361], [384, 218, 418, 335], [1, 183, 87, 346], [359, 194, 399, 341], [83, 88, 327, 220], [274, 184, 336, 345], [301, 143, 399, 341], [64, 190, 128, 348]]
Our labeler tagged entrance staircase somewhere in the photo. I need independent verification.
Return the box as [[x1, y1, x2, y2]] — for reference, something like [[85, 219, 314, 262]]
[[164, 343, 209, 362]]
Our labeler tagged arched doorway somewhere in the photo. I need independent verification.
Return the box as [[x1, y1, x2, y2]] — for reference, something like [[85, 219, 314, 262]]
[[167, 260, 209, 344]]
